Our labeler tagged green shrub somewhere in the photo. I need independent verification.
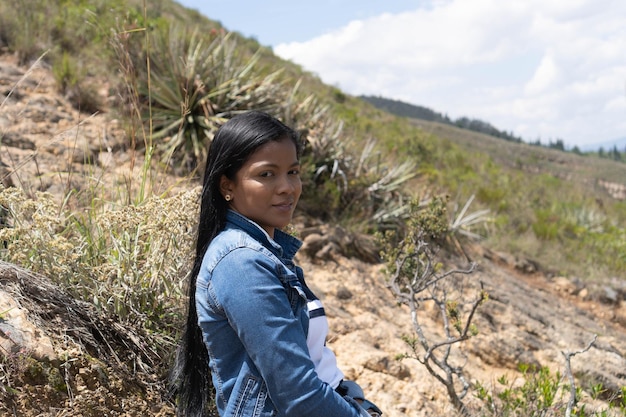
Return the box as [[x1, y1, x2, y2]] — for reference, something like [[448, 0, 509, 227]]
[[473, 364, 626, 417], [0, 0, 55, 64], [52, 52, 80, 92], [532, 208, 560, 240], [50, 51, 102, 113]]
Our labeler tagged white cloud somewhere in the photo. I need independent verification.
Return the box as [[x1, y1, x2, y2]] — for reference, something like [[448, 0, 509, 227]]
[[274, 0, 626, 147], [525, 53, 561, 95]]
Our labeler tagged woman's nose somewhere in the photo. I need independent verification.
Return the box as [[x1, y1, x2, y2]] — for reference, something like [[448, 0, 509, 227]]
[[277, 174, 299, 194], [277, 174, 293, 193]]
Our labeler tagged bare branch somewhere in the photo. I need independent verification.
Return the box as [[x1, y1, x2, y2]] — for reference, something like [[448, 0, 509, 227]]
[[562, 334, 597, 417], [381, 196, 488, 417]]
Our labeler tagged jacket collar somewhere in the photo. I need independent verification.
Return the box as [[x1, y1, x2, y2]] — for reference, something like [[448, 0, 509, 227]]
[[225, 210, 302, 261]]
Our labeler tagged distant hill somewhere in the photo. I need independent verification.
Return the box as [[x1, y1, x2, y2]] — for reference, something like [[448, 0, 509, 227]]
[[359, 95, 522, 143], [358, 95, 452, 124], [359, 95, 626, 164]]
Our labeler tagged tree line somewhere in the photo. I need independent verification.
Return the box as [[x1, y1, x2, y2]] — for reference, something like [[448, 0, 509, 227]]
[[360, 95, 626, 164]]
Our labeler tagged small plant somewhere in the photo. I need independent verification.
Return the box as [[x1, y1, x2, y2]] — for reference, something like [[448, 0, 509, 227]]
[[0, 347, 34, 413], [472, 337, 626, 417], [51, 52, 102, 113], [52, 51, 80, 93], [474, 365, 565, 417], [380, 196, 487, 416]]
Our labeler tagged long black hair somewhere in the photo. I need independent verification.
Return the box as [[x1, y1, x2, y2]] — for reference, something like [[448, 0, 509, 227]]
[[170, 111, 301, 416]]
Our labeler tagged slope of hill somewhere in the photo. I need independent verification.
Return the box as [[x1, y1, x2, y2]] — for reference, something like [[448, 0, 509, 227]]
[[1, 37, 625, 417], [361, 94, 626, 168], [409, 118, 626, 188], [1, 2, 625, 416], [356, 94, 626, 278]]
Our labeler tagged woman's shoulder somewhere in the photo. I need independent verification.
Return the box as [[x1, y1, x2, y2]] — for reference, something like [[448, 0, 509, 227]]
[[201, 231, 288, 293], [212, 227, 265, 251], [204, 228, 274, 269]]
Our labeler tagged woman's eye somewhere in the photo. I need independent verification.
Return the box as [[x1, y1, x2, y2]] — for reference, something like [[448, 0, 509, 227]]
[[259, 171, 274, 177], [289, 169, 300, 176]]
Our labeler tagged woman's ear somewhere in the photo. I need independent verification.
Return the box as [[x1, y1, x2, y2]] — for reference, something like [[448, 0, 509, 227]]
[[219, 175, 232, 199]]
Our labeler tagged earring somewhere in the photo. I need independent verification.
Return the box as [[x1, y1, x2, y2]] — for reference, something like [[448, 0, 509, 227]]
[[225, 195, 231, 201]]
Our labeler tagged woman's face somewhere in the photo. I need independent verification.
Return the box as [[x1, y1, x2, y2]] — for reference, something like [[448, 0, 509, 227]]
[[220, 137, 302, 238]]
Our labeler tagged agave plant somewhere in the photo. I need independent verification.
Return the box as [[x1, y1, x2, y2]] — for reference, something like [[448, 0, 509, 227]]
[[447, 194, 491, 259], [367, 157, 417, 227], [281, 88, 416, 229], [139, 26, 288, 171]]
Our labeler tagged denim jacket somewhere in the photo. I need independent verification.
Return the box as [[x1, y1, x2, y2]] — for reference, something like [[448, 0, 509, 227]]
[[196, 211, 366, 417]]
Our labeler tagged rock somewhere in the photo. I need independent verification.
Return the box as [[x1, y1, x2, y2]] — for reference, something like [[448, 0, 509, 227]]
[[514, 256, 540, 274], [302, 232, 328, 256], [336, 286, 354, 300], [578, 288, 589, 300], [615, 302, 626, 327], [301, 225, 380, 262], [364, 355, 411, 379], [552, 276, 578, 295], [0, 289, 55, 362], [600, 286, 619, 304]]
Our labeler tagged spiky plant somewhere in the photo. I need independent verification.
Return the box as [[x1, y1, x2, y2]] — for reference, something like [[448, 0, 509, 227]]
[[281, 89, 417, 230], [447, 194, 491, 258], [357, 139, 417, 229], [137, 26, 288, 172]]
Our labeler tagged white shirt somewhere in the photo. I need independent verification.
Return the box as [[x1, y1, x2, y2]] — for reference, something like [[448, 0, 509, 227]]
[[307, 299, 344, 388]]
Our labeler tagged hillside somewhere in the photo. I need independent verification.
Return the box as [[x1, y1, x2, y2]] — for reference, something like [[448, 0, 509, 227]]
[[1, 40, 625, 417], [1, 1, 625, 416], [359, 95, 523, 143], [0, 54, 624, 415], [355, 99, 626, 280], [1, 53, 625, 416], [361, 95, 626, 187], [409, 118, 626, 192]]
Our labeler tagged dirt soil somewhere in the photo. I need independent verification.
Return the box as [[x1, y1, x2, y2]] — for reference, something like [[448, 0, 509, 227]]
[[1, 54, 625, 417]]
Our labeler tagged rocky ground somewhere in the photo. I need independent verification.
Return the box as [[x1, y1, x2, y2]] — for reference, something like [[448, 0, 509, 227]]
[[1, 54, 625, 416]]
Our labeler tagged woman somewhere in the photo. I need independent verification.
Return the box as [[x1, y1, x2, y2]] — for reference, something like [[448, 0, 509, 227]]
[[172, 111, 380, 416]]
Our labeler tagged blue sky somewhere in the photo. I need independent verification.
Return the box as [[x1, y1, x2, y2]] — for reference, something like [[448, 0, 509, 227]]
[[179, 1, 420, 45], [177, 0, 626, 149]]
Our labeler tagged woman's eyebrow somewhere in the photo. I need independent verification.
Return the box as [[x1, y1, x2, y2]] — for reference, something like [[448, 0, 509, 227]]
[[254, 160, 300, 168]]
